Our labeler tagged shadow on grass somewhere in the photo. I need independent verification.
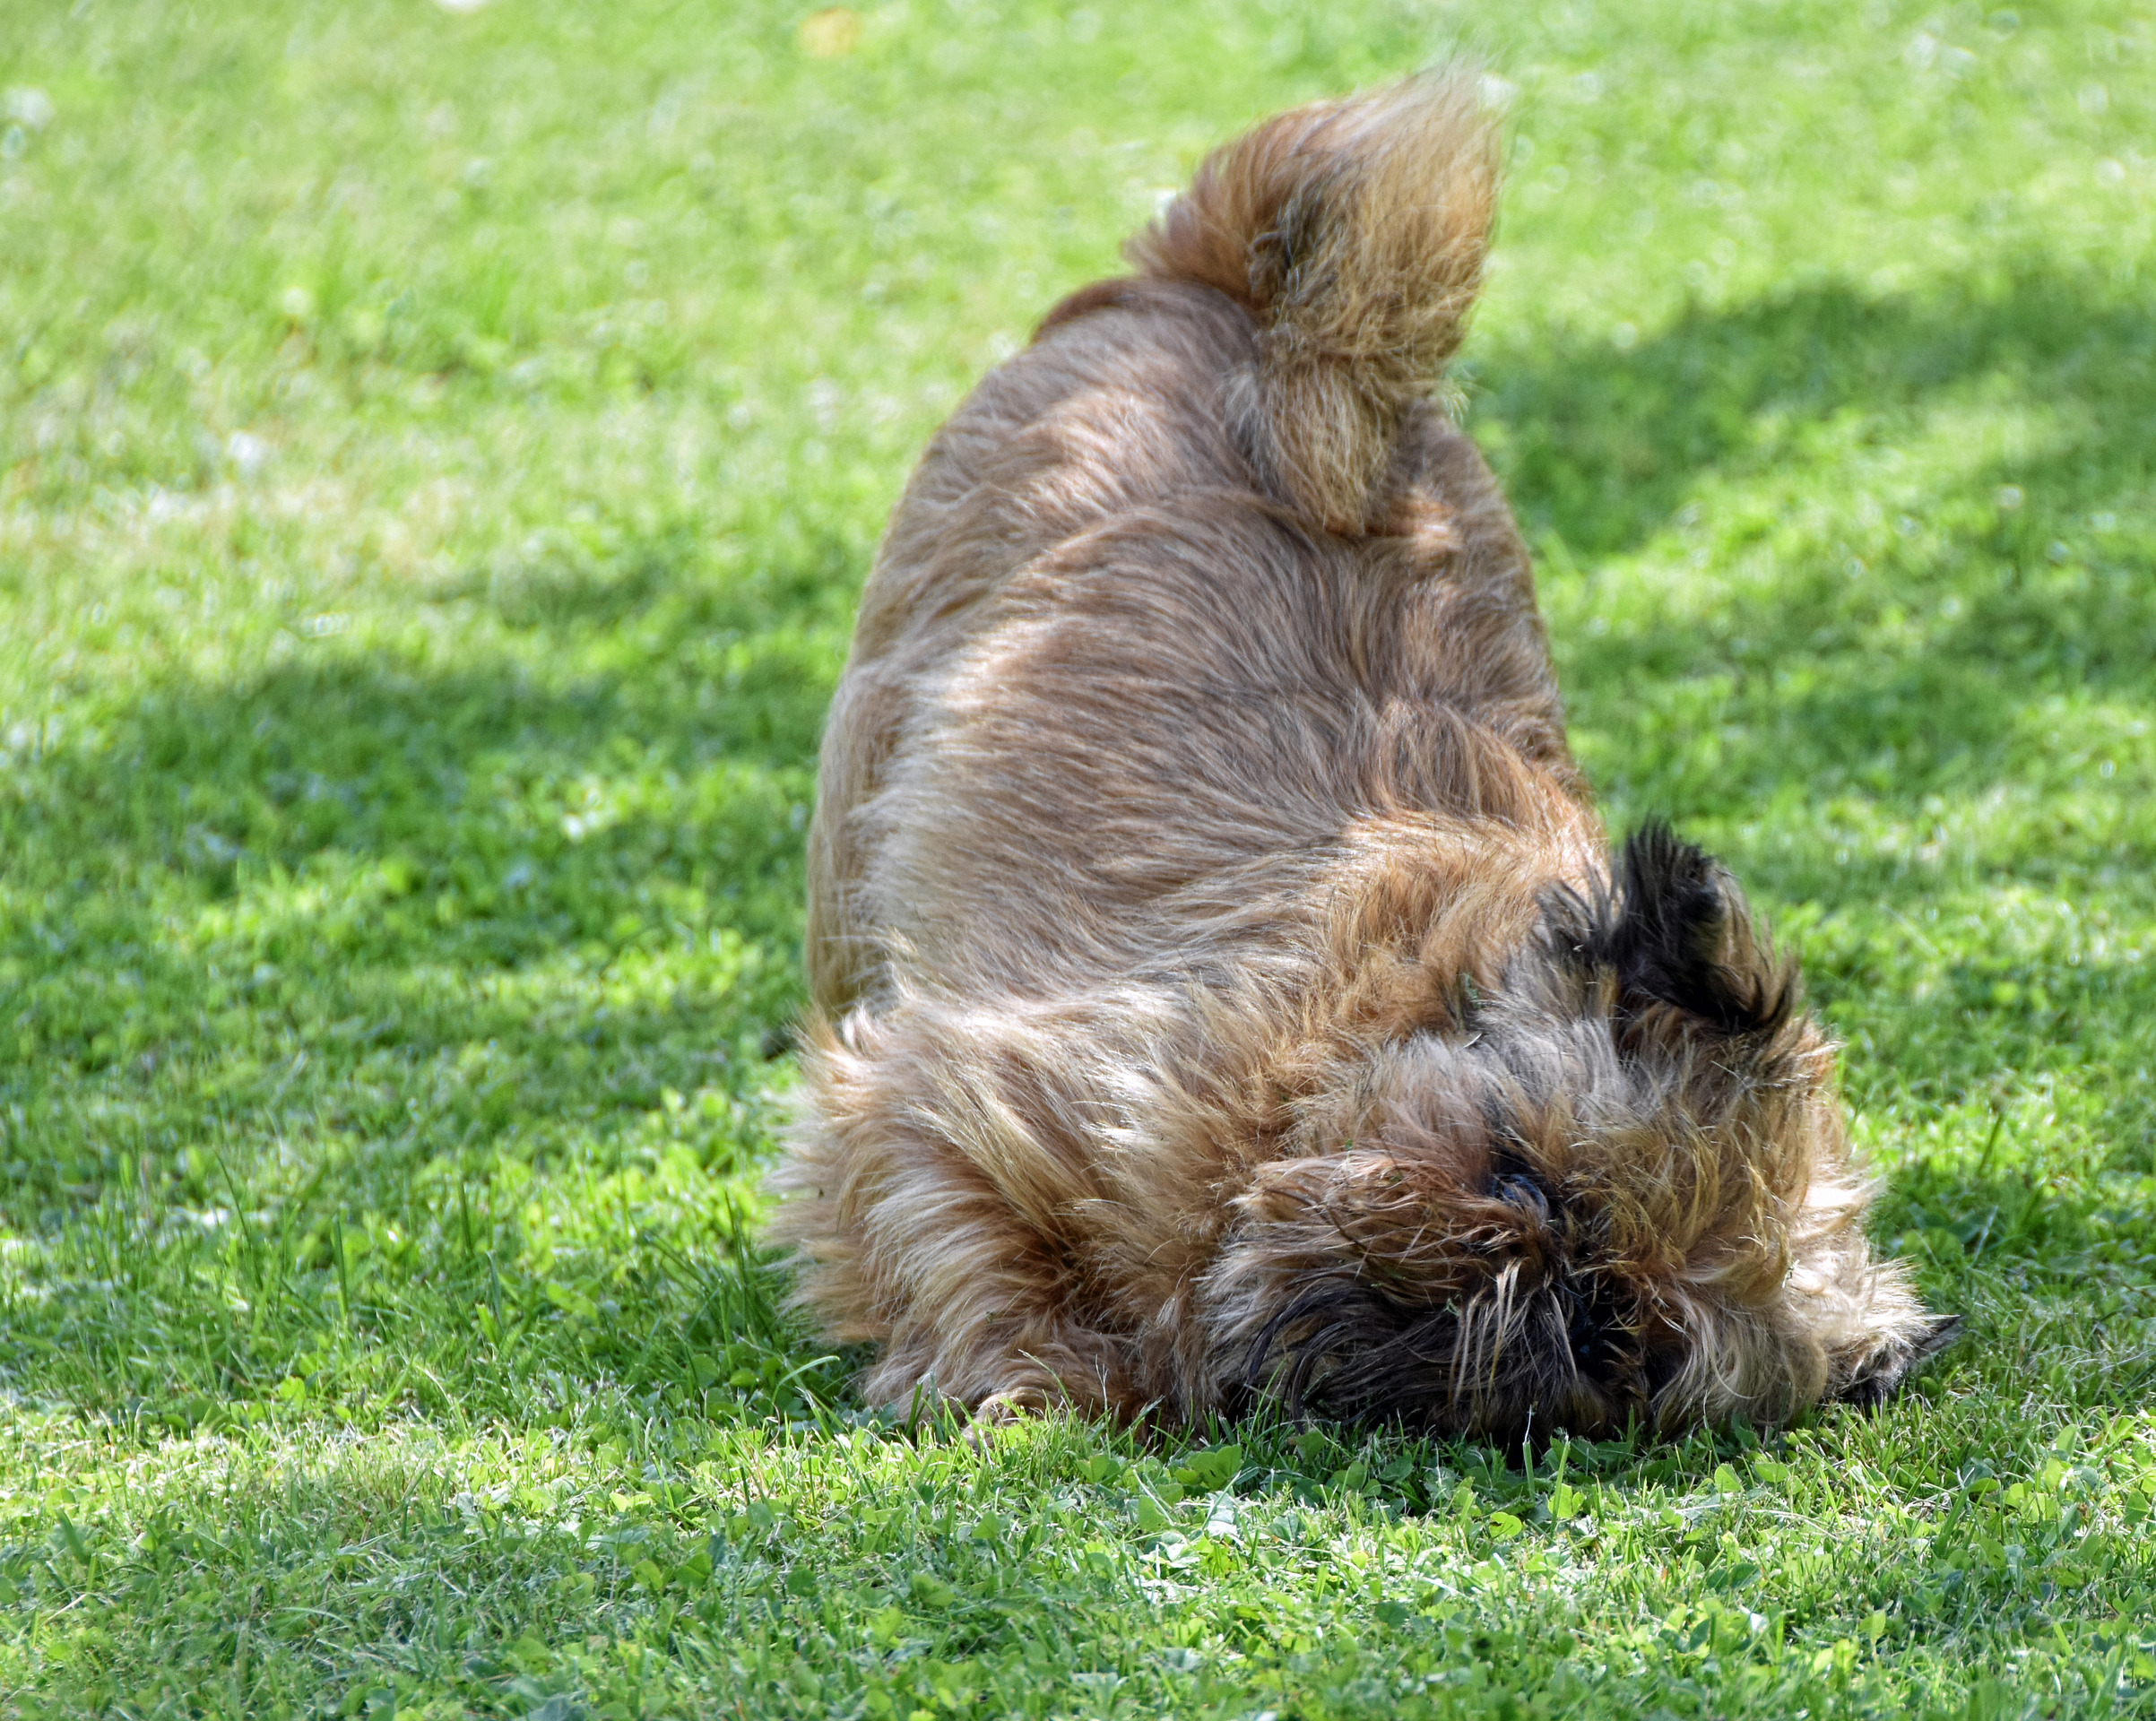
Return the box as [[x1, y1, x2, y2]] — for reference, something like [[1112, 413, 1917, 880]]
[[1, 532, 853, 1215], [1478, 259, 2156, 558], [1478, 261, 2155, 815], [0, 549, 862, 1432]]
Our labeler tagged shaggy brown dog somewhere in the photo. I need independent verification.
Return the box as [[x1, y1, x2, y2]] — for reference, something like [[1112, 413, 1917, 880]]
[[772, 72, 1956, 1441]]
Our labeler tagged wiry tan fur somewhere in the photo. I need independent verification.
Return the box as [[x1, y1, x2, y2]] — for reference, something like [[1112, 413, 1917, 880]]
[[772, 71, 1954, 1442]]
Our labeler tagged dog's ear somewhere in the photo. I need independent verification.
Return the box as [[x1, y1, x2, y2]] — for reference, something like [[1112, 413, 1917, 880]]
[[1583, 824, 1794, 1036]]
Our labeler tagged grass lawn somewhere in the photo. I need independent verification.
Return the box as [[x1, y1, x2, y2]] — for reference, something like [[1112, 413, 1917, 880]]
[[3, 0, 2154, 1715]]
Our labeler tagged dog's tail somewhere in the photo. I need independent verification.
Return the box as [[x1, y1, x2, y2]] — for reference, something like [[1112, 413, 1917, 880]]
[[1125, 70, 1501, 534]]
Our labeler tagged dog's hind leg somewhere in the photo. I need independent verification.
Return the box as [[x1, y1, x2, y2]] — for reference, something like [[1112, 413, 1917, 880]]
[[770, 1002, 1143, 1420]]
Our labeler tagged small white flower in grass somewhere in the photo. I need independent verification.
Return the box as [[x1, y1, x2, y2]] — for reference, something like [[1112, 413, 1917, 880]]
[[2, 89, 54, 130], [226, 431, 270, 476]]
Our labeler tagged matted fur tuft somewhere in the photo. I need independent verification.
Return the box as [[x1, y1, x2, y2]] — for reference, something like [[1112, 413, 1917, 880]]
[[771, 71, 1955, 1443]]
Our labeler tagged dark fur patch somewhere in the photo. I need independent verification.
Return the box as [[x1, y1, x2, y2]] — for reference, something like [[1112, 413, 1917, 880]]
[[1835, 1313, 1963, 1411], [1549, 822, 1793, 1035], [1242, 1264, 1663, 1439]]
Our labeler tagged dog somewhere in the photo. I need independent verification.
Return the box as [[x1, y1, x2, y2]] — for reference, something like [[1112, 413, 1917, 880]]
[[770, 71, 1957, 1442]]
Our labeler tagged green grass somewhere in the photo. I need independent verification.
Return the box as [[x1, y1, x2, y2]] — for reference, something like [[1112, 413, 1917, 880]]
[[2, 0, 2152, 1715]]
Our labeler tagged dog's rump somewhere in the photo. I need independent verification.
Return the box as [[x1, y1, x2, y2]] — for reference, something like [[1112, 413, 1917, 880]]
[[849, 497, 1577, 999], [810, 76, 1520, 1008], [806, 350, 1568, 1009]]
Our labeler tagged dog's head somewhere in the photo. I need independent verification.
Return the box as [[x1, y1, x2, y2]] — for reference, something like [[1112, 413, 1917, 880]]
[[1215, 825, 1956, 1442]]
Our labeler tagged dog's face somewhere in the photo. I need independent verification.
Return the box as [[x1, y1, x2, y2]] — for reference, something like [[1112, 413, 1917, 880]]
[[1220, 826, 1955, 1441]]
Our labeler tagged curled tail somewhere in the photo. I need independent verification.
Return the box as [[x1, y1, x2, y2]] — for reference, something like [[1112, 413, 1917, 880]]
[[1125, 71, 1501, 534]]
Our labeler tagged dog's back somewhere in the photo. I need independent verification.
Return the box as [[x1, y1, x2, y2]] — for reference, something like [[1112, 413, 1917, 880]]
[[808, 73, 1587, 1012]]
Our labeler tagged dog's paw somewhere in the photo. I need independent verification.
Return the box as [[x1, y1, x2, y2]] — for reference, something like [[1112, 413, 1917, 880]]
[[1836, 1313, 1964, 1411], [963, 1388, 1054, 1453]]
